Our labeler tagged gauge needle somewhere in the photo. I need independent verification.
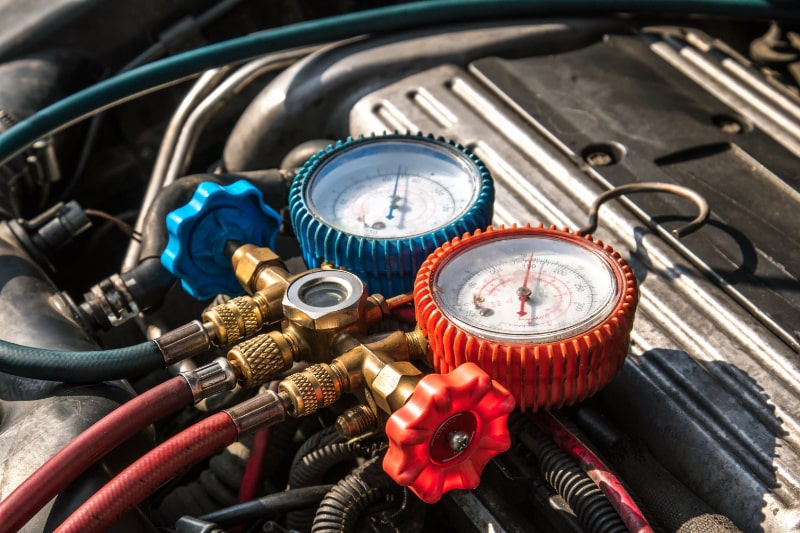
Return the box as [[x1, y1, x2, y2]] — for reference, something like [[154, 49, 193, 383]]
[[386, 166, 402, 220], [517, 251, 534, 317]]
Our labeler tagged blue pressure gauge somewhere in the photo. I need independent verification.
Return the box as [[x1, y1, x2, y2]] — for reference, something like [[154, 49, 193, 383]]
[[289, 133, 494, 296]]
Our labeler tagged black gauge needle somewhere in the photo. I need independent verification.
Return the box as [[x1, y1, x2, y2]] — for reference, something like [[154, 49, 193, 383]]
[[517, 251, 534, 317], [386, 166, 401, 220]]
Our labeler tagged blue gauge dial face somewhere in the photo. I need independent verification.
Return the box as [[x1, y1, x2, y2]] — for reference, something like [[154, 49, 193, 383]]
[[306, 139, 481, 239]]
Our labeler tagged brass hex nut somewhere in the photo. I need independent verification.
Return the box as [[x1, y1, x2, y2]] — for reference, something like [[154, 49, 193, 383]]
[[282, 270, 366, 331], [368, 360, 422, 414], [231, 244, 285, 292]]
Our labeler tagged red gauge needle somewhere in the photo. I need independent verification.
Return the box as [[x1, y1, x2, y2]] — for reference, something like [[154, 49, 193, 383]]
[[517, 251, 534, 317]]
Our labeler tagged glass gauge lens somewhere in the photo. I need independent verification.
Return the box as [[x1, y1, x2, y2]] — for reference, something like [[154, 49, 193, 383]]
[[433, 234, 619, 344], [306, 139, 480, 239]]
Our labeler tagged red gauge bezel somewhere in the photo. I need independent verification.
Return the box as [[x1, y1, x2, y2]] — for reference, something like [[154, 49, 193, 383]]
[[413, 224, 638, 411]]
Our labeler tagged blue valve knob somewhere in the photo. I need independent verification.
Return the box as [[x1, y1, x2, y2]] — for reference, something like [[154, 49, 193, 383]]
[[162, 180, 282, 300], [289, 132, 494, 297]]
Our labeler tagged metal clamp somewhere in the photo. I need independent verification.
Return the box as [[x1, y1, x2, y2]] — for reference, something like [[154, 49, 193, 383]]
[[580, 182, 710, 238]]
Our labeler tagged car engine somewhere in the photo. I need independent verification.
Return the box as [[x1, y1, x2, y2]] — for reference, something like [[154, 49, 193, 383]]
[[0, 1, 798, 532]]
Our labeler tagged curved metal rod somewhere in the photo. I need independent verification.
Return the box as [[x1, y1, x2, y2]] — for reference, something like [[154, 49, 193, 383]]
[[579, 182, 710, 238]]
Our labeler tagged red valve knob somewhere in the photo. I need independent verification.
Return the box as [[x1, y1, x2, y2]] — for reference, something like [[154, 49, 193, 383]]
[[382, 362, 515, 503]]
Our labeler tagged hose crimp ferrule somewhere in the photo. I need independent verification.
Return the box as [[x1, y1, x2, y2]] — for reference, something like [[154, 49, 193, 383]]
[[155, 320, 214, 365], [181, 357, 238, 402]]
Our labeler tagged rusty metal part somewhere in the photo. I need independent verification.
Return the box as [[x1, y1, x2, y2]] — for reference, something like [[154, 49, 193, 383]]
[[580, 182, 710, 238], [154, 320, 214, 365], [226, 331, 296, 387]]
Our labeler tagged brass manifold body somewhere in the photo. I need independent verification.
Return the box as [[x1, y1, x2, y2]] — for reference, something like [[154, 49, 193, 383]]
[[198, 244, 427, 438]]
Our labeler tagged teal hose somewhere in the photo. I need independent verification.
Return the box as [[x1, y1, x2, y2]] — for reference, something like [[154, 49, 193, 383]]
[[0, 0, 786, 379], [0, 0, 788, 167], [0, 340, 163, 382]]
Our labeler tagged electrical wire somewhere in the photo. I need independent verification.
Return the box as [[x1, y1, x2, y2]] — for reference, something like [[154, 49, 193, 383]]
[[535, 412, 654, 533], [199, 485, 334, 528], [0, 1, 788, 170], [55, 411, 239, 533], [0, 376, 193, 533]]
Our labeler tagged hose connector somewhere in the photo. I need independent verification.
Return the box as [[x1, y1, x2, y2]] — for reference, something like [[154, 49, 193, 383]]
[[227, 331, 296, 387], [203, 295, 263, 346], [223, 389, 288, 435], [180, 357, 238, 402], [155, 320, 214, 365], [279, 363, 349, 417]]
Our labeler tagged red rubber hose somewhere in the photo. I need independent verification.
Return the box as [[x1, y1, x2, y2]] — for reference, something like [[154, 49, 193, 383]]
[[239, 426, 272, 503], [535, 412, 654, 533], [0, 376, 192, 533], [55, 411, 237, 533]]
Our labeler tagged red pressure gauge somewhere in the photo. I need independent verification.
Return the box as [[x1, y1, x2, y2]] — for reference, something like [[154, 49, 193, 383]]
[[414, 224, 638, 411]]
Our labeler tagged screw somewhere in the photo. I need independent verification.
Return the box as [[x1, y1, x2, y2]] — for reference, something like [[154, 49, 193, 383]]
[[448, 430, 471, 452], [718, 120, 742, 134], [584, 151, 614, 167]]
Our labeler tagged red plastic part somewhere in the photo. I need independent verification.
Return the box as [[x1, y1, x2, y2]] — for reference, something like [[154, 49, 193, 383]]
[[0, 376, 193, 532], [55, 412, 238, 533], [414, 224, 638, 411], [383, 362, 515, 503]]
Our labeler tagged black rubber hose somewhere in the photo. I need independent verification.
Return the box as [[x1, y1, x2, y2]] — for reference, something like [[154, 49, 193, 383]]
[[290, 441, 371, 489], [311, 455, 399, 533], [510, 414, 628, 533], [286, 440, 371, 531], [197, 485, 333, 528]]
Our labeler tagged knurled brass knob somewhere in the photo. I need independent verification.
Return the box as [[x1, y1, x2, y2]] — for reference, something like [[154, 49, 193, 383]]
[[227, 331, 294, 387], [203, 295, 264, 345], [279, 364, 342, 417]]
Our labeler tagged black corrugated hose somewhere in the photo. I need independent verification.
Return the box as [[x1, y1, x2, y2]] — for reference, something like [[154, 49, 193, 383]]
[[311, 454, 401, 533], [286, 429, 372, 531], [509, 413, 628, 533]]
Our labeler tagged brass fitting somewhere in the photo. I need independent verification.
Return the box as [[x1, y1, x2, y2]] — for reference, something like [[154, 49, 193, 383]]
[[276, 329, 427, 419], [281, 270, 369, 363], [226, 331, 297, 388], [202, 296, 263, 346], [336, 404, 378, 439], [279, 362, 349, 417], [231, 244, 288, 294]]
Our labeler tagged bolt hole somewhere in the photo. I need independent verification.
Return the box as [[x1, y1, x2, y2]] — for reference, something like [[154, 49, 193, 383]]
[[581, 143, 626, 167], [711, 114, 749, 134]]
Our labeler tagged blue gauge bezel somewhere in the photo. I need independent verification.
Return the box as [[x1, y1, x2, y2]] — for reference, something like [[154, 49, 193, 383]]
[[289, 132, 494, 296]]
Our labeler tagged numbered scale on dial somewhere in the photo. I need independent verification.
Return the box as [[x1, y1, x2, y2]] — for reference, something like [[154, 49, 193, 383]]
[[414, 224, 638, 411], [289, 133, 493, 297]]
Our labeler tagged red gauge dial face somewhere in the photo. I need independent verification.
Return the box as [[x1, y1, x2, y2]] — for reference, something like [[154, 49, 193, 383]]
[[432, 233, 620, 344]]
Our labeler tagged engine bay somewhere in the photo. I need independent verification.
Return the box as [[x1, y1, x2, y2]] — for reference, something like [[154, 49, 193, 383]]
[[0, 2, 798, 532]]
